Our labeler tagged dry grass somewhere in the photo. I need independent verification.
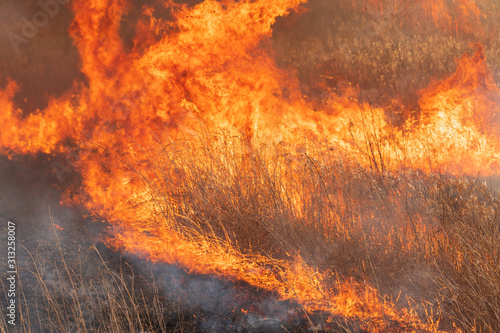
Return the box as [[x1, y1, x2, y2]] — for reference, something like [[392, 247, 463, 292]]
[[2, 1, 500, 332], [273, 0, 500, 111], [2, 128, 500, 332], [0, 217, 171, 333], [129, 126, 500, 332], [429, 178, 500, 331]]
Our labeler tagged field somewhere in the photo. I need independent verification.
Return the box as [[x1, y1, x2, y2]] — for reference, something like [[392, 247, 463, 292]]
[[1, 0, 500, 332], [2, 130, 500, 332]]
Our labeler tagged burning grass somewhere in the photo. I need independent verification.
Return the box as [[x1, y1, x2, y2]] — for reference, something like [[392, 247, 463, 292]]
[[93, 128, 500, 332], [2, 129, 500, 332], [1, 0, 500, 331]]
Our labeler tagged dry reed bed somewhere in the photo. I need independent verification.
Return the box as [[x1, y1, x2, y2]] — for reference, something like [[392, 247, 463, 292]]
[[2, 130, 499, 332], [123, 130, 500, 331]]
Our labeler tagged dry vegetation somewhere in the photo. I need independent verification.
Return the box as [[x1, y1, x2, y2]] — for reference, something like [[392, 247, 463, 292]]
[[2, 1, 500, 331], [273, 0, 500, 111], [139, 129, 500, 332], [2, 126, 500, 332], [0, 218, 172, 333]]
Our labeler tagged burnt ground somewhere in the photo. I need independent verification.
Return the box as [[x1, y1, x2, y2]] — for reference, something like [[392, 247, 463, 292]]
[[0, 155, 366, 333]]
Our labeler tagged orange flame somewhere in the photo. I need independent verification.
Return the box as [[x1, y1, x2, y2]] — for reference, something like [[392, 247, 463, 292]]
[[0, 0, 497, 330]]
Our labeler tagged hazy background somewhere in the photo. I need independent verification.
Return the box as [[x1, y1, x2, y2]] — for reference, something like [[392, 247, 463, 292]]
[[0, 2, 498, 330], [1, 0, 498, 115]]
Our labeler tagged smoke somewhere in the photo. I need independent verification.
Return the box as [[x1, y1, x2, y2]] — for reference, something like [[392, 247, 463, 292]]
[[1, 0, 499, 330], [0, 0, 82, 114], [127, 255, 329, 332], [2, 0, 498, 115], [0, 154, 91, 330], [0, 0, 213, 117]]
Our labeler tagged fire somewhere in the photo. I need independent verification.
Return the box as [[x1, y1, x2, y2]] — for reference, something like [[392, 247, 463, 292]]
[[414, 44, 500, 174], [0, 0, 498, 331]]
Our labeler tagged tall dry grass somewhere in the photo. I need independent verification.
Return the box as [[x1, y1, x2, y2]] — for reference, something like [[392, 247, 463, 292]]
[[130, 126, 500, 332], [0, 216, 170, 333], [2, 128, 500, 332]]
